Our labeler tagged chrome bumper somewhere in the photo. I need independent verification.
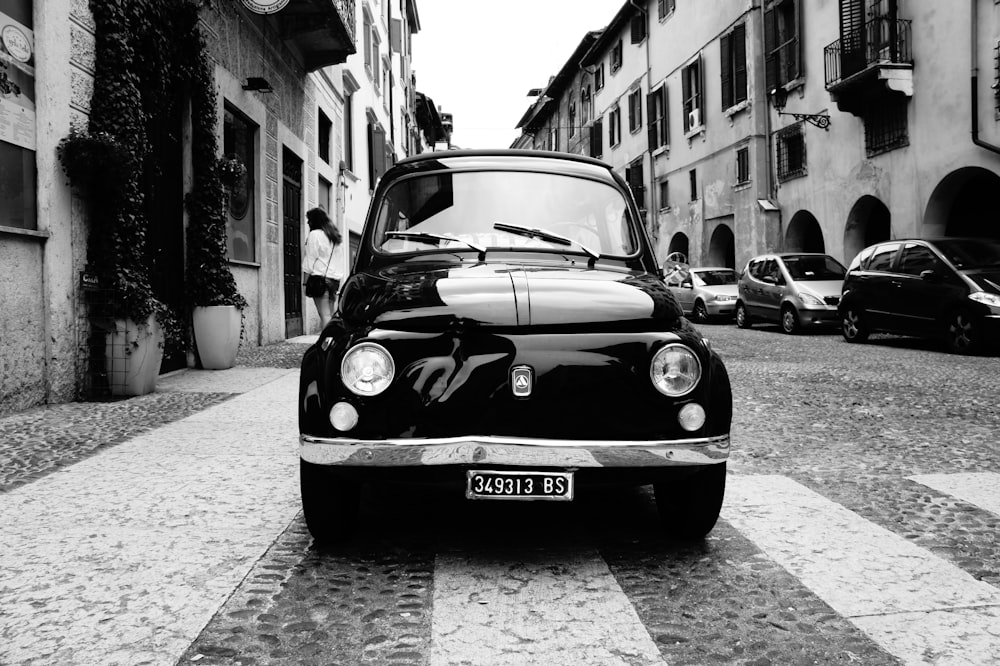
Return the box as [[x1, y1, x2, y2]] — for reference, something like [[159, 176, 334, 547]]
[[300, 434, 729, 468]]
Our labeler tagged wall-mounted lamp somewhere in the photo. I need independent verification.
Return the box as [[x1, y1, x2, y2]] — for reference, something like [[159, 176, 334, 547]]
[[770, 87, 830, 131], [243, 76, 274, 93]]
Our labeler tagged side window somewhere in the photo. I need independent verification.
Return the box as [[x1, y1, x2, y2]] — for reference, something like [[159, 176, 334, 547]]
[[748, 258, 764, 279], [898, 243, 940, 276], [866, 243, 900, 272], [848, 245, 874, 272]]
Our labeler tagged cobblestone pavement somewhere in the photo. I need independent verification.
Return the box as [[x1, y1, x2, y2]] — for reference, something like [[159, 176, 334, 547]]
[[2, 328, 999, 665]]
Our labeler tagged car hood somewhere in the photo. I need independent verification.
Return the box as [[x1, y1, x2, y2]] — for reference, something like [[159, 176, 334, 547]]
[[964, 269, 1000, 294], [698, 284, 739, 298], [341, 261, 682, 330], [795, 280, 843, 298]]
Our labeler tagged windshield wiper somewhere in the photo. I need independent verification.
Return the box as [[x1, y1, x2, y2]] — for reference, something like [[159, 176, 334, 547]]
[[493, 222, 600, 264], [385, 231, 486, 259]]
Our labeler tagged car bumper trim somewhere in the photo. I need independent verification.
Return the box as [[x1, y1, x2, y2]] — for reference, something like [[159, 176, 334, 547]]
[[300, 434, 730, 468]]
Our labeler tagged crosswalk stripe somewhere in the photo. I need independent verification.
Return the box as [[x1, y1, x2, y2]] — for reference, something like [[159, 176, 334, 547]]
[[723, 475, 1000, 665], [909, 472, 1000, 517], [431, 549, 666, 666]]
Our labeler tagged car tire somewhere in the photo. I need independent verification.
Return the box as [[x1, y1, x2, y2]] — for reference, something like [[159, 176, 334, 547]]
[[692, 300, 709, 323], [300, 459, 360, 545], [654, 462, 726, 540], [735, 302, 752, 329], [944, 308, 981, 355], [781, 306, 800, 335], [841, 308, 869, 343]]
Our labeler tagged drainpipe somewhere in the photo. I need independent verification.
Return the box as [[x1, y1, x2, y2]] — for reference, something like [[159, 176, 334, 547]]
[[971, 0, 1000, 154]]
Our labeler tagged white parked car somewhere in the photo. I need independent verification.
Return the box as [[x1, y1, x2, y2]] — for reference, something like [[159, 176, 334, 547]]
[[665, 265, 739, 323]]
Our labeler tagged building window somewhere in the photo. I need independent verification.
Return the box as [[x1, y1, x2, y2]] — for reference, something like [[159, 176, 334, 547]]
[[764, 0, 800, 93], [343, 90, 354, 171], [611, 39, 623, 74], [367, 117, 387, 190], [0, 1, 36, 230], [689, 169, 698, 201], [372, 33, 382, 94], [318, 176, 332, 213], [682, 56, 704, 132], [363, 10, 373, 75], [318, 109, 332, 164], [721, 23, 748, 110], [569, 100, 577, 137], [863, 97, 909, 157], [630, 12, 646, 44], [736, 145, 750, 184], [590, 117, 603, 157], [609, 106, 622, 146], [223, 105, 257, 262], [547, 125, 559, 151], [595, 63, 605, 91], [628, 89, 642, 133], [647, 86, 668, 150], [775, 121, 806, 181], [625, 158, 645, 210], [995, 40, 1000, 114], [581, 86, 592, 125], [658, 0, 676, 20], [658, 179, 669, 210]]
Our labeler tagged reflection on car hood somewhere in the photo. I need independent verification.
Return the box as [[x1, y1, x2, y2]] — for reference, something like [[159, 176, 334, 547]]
[[340, 261, 682, 330], [965, 270, 1000, 294], [699, 284, 739, 297], [796, 280, 843, 298]]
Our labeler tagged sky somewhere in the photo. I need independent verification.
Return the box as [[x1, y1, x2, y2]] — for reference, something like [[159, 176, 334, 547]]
[[410, 0, 624, 149]]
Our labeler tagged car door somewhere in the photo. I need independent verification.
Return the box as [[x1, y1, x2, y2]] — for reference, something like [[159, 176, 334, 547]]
[[893, 242, 966, 335], [740, 258, 765, 316], [857, 242, 901, 330], [757, 258, 785, 323], [665, 266, 694, 314]]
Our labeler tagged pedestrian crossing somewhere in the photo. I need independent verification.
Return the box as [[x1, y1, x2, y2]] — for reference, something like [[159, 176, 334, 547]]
[[1, 375, 999, 665]]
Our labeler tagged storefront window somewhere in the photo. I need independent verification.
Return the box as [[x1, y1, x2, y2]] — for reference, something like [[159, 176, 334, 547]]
[[0, 0, 36, 230], [223, 105, 256, 262]]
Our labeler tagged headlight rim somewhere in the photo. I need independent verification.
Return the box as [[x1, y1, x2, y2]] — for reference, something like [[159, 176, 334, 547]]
[[340, 341, 395, 396], [649, 342, 703, 398]]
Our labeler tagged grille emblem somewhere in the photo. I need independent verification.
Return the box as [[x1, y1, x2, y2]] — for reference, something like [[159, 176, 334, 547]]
[[511, 365, 533, 398]]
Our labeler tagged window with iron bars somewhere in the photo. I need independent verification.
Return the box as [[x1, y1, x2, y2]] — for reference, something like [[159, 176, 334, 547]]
[[775, 121, 806, 181], [863, 96, 908, 157]]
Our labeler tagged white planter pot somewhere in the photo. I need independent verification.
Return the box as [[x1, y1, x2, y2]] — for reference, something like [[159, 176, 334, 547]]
[[192, 305, 242, 370], [104, 314, 164, 396]]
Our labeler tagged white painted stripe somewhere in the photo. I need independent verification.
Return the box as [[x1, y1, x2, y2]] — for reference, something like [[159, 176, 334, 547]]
[[0, 370, 301, 666], [723, 475, 1000, 665], [909, 473, 1000, 517], [431, 549, 666, 666]]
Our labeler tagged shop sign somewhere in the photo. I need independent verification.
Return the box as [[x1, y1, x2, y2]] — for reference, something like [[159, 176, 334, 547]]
[[240, 0, 290, 14]]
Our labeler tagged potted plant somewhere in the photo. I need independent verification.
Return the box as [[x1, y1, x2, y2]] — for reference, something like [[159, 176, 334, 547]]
[[185, 39, 247, 370]]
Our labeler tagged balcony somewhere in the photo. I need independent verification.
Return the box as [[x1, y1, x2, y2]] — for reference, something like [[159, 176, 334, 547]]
[[824, 17, 913, 116], [277, 0, 356, 71]]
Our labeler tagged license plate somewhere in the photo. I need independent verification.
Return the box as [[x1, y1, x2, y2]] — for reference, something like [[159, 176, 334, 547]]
[[466, 470, 574, 501]]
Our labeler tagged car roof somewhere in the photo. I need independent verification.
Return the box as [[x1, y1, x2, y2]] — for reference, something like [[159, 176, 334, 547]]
[[389, 149, 620, 184]]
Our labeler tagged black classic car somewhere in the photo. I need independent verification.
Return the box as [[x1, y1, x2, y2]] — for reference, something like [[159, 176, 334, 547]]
[[298, 150, 732, 543]]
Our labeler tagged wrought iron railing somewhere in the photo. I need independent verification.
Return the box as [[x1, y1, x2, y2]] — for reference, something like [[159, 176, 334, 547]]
[[824, 18, 912, 88], [333, 0, 356, 43]]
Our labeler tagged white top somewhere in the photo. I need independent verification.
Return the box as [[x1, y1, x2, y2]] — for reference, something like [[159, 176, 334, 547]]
[[301, 229, 345, 279]]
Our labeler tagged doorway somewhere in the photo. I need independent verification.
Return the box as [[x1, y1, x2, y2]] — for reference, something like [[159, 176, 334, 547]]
[[283, 148, 304, 338]]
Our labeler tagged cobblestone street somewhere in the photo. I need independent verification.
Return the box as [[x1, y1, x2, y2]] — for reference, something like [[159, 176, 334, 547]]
[[1, 326, 998, 665]]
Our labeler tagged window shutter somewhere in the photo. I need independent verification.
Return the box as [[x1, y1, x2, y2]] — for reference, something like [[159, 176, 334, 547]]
[[763, 7, 777, 93], [839, 0, 865, 76], [591, 118, 603, 157], [662, 86, 669, 146], [681, 66, 692, 132], [390, 18, 402, 54], [697, 56, 705, 123], [630, 13, 646, 44], [720, 32, 733, 111], [647, 90, 658, 151], [791, 0, 802, 81], [733, 24, 748, 104], [373, 127, 387, 183]]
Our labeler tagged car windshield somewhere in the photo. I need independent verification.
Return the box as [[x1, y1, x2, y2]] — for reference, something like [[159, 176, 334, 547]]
[[781, 255, 846, 281], [933, 239, 1000, 269], [373, 170, 638, 257], [694, 269, 737, 286]]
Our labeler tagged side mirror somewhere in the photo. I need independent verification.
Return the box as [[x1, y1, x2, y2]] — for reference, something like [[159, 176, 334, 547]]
[[920, 269, 941, 282], [681, 280, 693, 288]]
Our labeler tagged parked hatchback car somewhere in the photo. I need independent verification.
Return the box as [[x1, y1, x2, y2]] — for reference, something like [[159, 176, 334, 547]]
[[298, 150, 733, 544], [839, 237, 1000, 354], [665, 264, 739, 323], [736, 253, 846, 333]]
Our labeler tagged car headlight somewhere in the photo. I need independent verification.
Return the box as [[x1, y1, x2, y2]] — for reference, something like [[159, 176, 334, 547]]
[[714, 294, 736, 301], [969, 292, 1000, 308], [799, 292, 825, 307], [650, 343, 702, 397], [341, 342, 395, 396]]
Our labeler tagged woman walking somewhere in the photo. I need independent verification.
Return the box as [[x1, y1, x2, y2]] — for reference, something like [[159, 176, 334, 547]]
[[301, 207, 344, 329]]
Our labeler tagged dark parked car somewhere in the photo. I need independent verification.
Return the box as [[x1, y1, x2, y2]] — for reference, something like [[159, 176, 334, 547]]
[[736, 253, 846, 333], [298, 150, 732, 543], [839, 237, 1000, 354]]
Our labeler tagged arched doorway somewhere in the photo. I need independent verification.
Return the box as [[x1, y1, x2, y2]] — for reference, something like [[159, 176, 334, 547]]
[[707, 224, 735, 268], [924, 167, 1000, 239], [667, 232, 689, 264], [785, 211, 825, 252], [843, 195, 891, 265]]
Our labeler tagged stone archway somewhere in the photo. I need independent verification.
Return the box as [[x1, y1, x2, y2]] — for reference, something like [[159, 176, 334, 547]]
[[785, 210, 825, 253], [843, 195, 891, 265], [667, 232, 690, 263], [707, 224, 735, 268], [924, 167, 1000, 239]]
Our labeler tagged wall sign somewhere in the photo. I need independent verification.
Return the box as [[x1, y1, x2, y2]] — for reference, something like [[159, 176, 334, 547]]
[[240, 0, 290, 14]]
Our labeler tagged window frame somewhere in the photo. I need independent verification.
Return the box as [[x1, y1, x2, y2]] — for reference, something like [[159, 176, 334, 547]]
[[647, 85, 668, 151], [611, 39, 623, 74], [681, 55, 704, 133], [609, 106, 622, 147], [628, 88, 643, 133], [735, 145, 750, 185], [720, 23, 748, 111]]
